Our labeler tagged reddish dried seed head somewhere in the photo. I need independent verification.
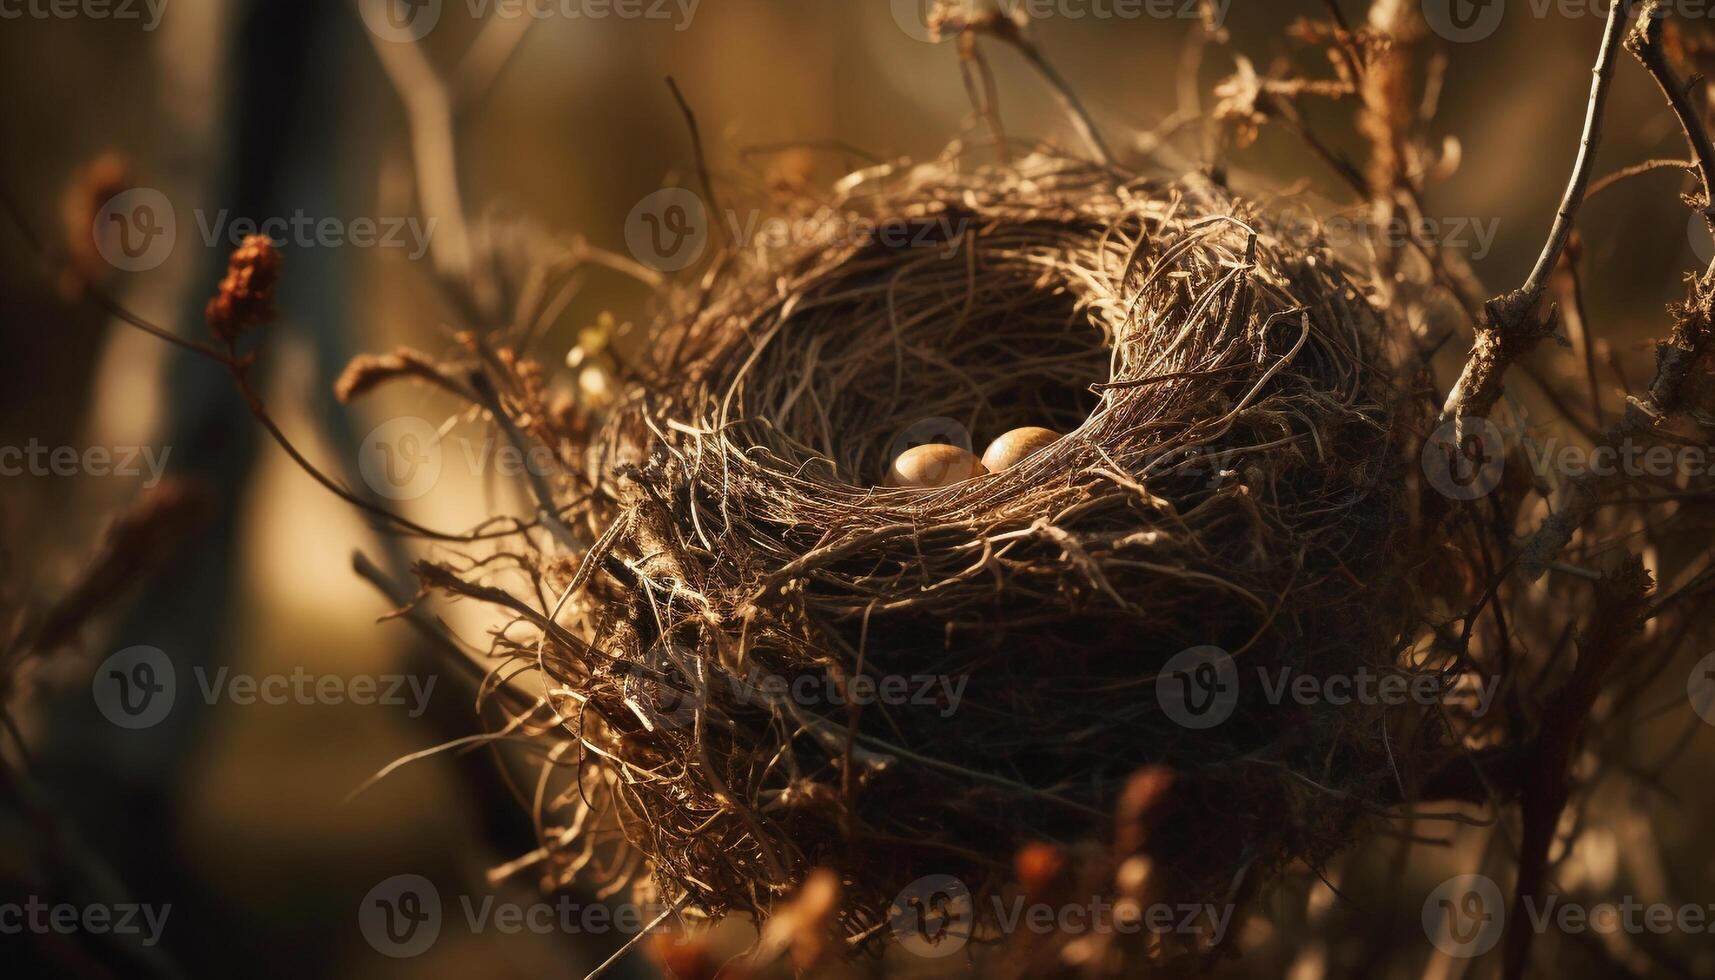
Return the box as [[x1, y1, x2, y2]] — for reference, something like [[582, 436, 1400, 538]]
[[205, 234, 282, 343]]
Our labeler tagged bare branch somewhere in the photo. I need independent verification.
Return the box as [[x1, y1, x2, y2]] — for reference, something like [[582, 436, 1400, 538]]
[[1518, 276, 1715, 578], [957, 29, 1011, 163], [1627, 1, 1715, 244], [467, 370, 582, 551], [1438, 0, 1631, 427], [1587, 156, 1696, 199], [665, 77, 728, 250], [367, 26, 501, 320], [953, 11, 1114, 167], [1521, 6, 1631, 298], [1516, 1, 1715, 578]]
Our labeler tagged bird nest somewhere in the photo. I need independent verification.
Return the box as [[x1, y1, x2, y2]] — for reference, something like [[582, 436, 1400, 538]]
[[389, 152, 1445, 970]]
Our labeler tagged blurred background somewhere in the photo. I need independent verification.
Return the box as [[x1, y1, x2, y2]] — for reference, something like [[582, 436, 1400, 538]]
[[1, 1, 1713, 977]]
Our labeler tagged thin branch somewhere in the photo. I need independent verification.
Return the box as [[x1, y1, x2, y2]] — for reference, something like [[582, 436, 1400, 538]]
[[353, 551, 472, 662], [666, 77, 728, 249], [1587, 156, 1696, 199], [3, 177, 548, 545], [1320, 0, 1366, 86], [1521, 5, 1631, 298], [1628, 1, 1715, 244], [957, 29, 1011, 163], [565, 234, 666, 290], [236, 373, 534, 543], [0, 183, 227, 362], [957, 13, 1114, 167], [466, 370, 581, 551], [367, 27, 500, 321], [583, 894, 691, 980], [1506, 560, 1653, 980], [1516, 0, 1715, 577], [1438, 0, 1631, 427]]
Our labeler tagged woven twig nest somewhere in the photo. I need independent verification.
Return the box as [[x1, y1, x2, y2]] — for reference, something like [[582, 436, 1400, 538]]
[[553, 153, 1426, 960]]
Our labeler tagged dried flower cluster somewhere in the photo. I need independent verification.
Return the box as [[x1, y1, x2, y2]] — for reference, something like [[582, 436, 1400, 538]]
[[204, 234, 282, 344]]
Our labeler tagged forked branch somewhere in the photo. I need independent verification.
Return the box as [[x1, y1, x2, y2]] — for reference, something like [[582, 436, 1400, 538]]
[[1627, 0, 1715, 247], [1518, 0, 1715, 578], [1438, 0, 1631, 427]]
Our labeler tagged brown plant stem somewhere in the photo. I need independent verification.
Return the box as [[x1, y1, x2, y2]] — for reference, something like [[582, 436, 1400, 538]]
[[1438, 0, 1631, 428], [1587, 156, 1697, 198], [1628, 2, 1715, 246], [666, 77, 729, 250], [367, 26, 508, 323], [1506, 560, 1653, 980], [1518, 2, 1715, 578], [466, 370, 582, 551], [957, 29, 1011, 163], [959, 13, 1114, 167]]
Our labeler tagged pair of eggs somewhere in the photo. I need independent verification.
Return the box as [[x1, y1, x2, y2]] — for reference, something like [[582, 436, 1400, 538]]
[[885, 426, 1061, 489]]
